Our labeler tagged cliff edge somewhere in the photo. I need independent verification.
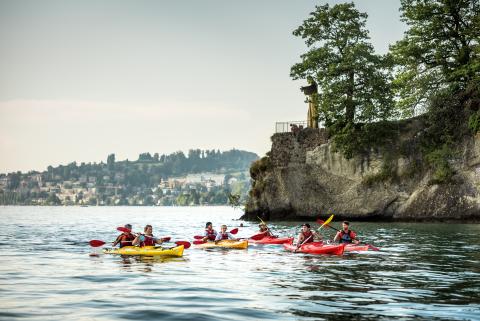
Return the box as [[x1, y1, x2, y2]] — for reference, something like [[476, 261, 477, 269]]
[[243, 119, 480, 221]]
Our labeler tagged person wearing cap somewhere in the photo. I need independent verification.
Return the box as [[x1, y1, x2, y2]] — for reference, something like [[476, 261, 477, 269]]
[[334, 221, 359, 244], [112, 224, 136, 248], [202, 222, 218, 242], [258, 223, 274, 237], [296, 223, 322, 246]]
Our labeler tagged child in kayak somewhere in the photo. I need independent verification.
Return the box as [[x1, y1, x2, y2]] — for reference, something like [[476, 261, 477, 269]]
[[296, 223, 322, 246], [202, 222, 218, 242], [132, 224, 163, 247], [215, 225, 238, 242], [333, 221, 359, 244], [112, 224, 136, 248]]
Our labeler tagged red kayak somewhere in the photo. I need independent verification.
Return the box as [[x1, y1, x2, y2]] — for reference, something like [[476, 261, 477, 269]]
[[344, 244, 380, 252], [283, 242, 345, 255], [249, 236, 294, 245]]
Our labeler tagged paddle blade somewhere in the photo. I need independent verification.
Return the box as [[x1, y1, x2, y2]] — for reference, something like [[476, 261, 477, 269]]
[[230, 228, 239, 234], [89, 240, 106, 247], [193, 240, 207, 245], [161, 237, 171, 242], [117, 227, 131, 233], [319, 215, 334, 229], [193, 235, 204, 239], [175, 241, 191, 249]]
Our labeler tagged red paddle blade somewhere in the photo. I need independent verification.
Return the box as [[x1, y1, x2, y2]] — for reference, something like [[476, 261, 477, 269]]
[[117, 227, 131, 233], [193, 235, 204, 239], [161, 237, 171, 242], [230, 228, 238, 234], [175, 241, 191, 249], [193, 240, 207, 245], [89, 240, 106, 247]]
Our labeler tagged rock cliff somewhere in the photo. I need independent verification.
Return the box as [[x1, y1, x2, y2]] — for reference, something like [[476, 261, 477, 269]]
[[243, 119, 480, 221]]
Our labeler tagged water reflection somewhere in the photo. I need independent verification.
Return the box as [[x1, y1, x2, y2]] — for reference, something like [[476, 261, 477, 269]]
[[0, 206, 479, 321]]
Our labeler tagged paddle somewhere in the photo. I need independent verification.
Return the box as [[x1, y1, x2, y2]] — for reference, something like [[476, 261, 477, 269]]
[[257, 216, 276, 238], [174, 241, 191, 249], [293, 216, 332, 252], [316, 218, 379, 251], [90, 236, 174, 247]]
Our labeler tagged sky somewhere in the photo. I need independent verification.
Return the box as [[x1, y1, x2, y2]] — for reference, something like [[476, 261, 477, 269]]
[[0, 0, 406, 173]]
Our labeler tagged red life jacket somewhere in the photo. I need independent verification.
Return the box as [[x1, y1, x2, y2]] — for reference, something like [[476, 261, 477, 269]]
[[218, 232, 229, 240], [339, 230, 356, 244], [140, 234, 156, 247], [302, 231, 314, 244], [119, 233, 135, 248], [205, 229, 217, 241]]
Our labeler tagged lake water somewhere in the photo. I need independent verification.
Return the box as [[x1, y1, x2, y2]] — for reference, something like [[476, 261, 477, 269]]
[[0, 206, 479, 321]]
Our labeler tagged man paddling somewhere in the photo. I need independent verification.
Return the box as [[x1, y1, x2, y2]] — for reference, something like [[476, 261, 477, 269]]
[[296, 223, 322, 246], [112, 224, 136, 248], [333, 221, 359, 244]]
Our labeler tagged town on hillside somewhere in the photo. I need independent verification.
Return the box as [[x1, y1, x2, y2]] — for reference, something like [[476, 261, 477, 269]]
[[0, 149, 258, 206]]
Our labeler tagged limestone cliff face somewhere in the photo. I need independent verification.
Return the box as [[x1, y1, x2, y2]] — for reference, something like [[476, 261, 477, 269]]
[[244, 120, 480, 221]]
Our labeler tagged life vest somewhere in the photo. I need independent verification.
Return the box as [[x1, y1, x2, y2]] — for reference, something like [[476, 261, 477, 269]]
[[339, 230, 355, 244], [119, 233, 135, 248], [140, 234, 156, 247], [205, 229, 217, 241], [301, 231, 314, 244], [218, 232, 229, 240]]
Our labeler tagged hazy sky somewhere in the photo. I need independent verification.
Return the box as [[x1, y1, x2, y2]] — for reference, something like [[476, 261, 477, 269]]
[[0, 0, 406, 173]]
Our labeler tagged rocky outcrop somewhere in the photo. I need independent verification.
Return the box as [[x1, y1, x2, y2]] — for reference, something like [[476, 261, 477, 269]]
[[244, 119, 480, 221]]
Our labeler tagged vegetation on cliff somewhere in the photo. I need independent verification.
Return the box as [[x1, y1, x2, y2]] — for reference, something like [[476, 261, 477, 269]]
[[290, 0, 479, 181]]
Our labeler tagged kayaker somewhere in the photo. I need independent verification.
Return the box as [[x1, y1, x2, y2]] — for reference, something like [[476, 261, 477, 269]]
[[202, 222, 218, 242], [112, 224, 136, 248], [296, 223, 322, 246], [333, 221, 359, 244], [215, 224, 238, 242], [258, 223, 274, 237], [132, 224, 163, 247]]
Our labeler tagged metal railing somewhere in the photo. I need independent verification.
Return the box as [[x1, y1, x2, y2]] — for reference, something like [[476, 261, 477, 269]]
[[275, 121, 307, 133]]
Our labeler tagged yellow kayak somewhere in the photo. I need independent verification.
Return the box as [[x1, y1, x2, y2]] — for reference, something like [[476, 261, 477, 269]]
[[195, 240, 248, 249], [103, 245, 184, 257]]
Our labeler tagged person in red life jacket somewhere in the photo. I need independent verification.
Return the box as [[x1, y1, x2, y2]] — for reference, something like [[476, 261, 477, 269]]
[[214, 224, 238, 242], [296, 223, 322, 246], [112, 224, 136, 248], [132, 224, 163, 247], [334, 221, 359, 244], [202, 221, 218, 242], [258, 223, 274, 237]]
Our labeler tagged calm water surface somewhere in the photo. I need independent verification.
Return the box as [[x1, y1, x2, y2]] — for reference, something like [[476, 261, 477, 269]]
[[0, 206, 479, 321]]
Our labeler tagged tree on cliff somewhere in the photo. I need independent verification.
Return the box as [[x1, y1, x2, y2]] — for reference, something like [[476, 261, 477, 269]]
[[290, 3, 395, 130], [390, 0, 480, 116]]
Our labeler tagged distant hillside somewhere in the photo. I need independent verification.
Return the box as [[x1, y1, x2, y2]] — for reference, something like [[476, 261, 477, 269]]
[[0, 149, 258, 206]]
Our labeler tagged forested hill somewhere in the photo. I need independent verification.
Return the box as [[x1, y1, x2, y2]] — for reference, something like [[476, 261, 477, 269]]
[[0, 149, 258, 206], [4, 149, 258, 185]]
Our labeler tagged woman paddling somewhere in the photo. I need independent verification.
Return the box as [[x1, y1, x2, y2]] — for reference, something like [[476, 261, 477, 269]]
[[132, 225, 163, 247]]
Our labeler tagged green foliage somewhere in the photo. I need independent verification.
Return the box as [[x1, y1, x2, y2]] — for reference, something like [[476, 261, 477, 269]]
[[250, 156, 272, 180], [331, 121, 399, 159], [290, 2, 395, 127], [468, 111, 480, 133], [425, 144, 455, 184], [390, 0, 480, 116]]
